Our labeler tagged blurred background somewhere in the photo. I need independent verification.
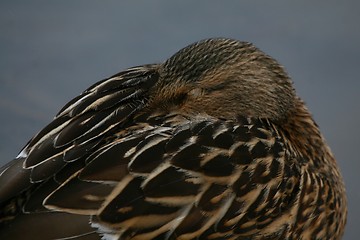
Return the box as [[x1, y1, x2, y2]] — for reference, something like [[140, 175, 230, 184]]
[[0, 1, 359, 238]]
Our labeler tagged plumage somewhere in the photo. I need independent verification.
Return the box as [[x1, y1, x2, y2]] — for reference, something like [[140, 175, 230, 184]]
[[0, 38, 346, 239]]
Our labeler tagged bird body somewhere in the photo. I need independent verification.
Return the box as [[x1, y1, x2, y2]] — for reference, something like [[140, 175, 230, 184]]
[[0, 38, 346, 239]]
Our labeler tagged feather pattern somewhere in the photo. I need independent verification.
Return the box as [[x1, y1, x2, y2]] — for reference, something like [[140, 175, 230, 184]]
[[0, 38, 346, 239]]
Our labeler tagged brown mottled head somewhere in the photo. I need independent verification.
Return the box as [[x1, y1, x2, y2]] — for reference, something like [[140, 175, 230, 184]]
[[151, 38, 297, 121]]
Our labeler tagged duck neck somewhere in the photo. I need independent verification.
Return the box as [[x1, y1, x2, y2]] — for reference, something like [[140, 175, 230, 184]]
[[279, 99, 330, 168]]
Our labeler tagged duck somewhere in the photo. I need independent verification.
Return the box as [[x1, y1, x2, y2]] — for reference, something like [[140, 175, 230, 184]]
[[0, 38, 347, 239]]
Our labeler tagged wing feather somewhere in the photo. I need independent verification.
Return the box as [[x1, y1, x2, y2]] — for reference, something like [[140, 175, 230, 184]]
[[0, 66, 160, 239], [0, 67, 302, 239]]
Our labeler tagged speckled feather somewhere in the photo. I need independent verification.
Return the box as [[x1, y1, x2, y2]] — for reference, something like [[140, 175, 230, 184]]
[[0, 38, 346, 239]]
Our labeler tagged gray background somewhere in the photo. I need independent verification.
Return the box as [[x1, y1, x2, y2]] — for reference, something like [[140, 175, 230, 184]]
[[0, 1, 358, 239]]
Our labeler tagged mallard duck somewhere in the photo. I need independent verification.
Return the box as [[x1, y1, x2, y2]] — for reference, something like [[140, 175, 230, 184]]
[[0, 38, 347, 239]]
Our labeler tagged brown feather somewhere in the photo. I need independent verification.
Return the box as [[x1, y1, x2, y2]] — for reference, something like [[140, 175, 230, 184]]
[[0, 38, 346, 240]]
